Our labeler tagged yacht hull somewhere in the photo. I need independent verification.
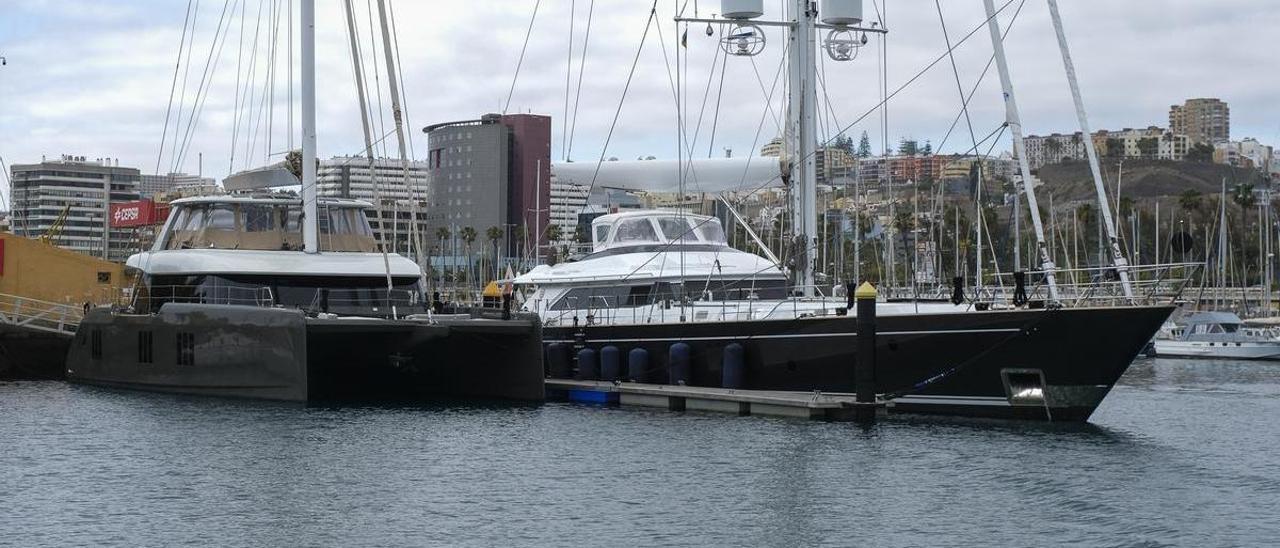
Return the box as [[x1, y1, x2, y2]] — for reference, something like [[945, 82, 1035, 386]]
[[1152, 340, 1280, 360], [543, 305, 1173, 421], [65, 305, 545, 402]]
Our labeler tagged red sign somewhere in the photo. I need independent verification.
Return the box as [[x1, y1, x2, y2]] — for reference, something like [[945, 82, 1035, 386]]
[[110, 200, 161, 227]]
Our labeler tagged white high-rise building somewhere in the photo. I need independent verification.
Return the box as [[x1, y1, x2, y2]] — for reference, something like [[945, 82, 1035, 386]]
[[9, 155, 141, 262], [549, 178, 590, 247], [317, 156, 432, 258], [140, 172, 217, 198]]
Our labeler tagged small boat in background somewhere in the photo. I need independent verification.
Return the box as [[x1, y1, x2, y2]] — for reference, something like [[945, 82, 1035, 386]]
[[1152, 312, 1280, 360]]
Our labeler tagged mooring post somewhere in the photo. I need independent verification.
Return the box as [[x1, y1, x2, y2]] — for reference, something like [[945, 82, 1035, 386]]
[[855, 282, 878, 423]]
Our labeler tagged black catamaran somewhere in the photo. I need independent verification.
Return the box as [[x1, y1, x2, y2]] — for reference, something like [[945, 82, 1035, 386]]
[[67, 1, 544, 402]]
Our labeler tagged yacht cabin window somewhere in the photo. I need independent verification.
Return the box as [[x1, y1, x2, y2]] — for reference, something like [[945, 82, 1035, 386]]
[[161, 202, 376, 252], [594, 224, 611, 246], [695, 221, 727, 244], [615, 218, 659, 244], [657, 217, 696, 242]]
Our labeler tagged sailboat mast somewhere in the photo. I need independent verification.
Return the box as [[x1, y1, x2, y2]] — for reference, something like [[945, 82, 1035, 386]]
[[375, 0, 421, 268], [301, 0, 318, 254], [787, 0, 818, 297], [1051, 0, 1134, 300], [982, 0, 1058, 302]]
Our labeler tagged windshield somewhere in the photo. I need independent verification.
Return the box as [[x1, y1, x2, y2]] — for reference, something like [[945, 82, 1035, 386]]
[[161, 202, 377, 252], [614, 218, 659, 244]]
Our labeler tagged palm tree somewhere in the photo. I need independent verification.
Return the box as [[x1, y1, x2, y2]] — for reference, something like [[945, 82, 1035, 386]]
[[1179, 189, 1203, 226], [435, 227, 450, 289], [513, 225, 528, 265], [545, 224, 563, 262], [460, 226, 477, 294], [486, 226, 503, 279]]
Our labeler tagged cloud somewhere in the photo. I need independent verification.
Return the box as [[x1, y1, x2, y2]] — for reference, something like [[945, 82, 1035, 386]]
[[1, 0, 1277, 207]]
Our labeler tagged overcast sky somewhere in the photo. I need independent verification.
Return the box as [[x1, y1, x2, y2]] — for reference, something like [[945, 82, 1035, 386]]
[[1, 0, 1277, 205]]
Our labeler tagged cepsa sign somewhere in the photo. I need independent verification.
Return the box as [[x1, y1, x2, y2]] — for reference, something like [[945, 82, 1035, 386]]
[[110, 200, 165, 227]]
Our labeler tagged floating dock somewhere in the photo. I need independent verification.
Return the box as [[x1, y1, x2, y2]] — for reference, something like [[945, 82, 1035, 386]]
[[546, 379, 884, 421]]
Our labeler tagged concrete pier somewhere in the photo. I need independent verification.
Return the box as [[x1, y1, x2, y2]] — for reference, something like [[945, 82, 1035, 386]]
[[546, 379, 885, 421]]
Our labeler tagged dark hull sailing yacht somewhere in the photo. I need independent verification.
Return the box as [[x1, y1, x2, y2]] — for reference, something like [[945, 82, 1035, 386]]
[[519, 212, 1172, 421], [66, 1, 543, 403], [517, 0, 1175, 421]]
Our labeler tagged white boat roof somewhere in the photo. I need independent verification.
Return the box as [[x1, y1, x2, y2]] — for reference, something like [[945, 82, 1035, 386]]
[[169, 195, 374, 208], [514, 248, 783, 285], [127, 249, 423, 278], [591, 209, 716, 225]]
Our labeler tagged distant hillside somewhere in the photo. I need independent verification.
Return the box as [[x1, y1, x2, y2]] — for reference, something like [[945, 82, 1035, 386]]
[[1036, 160, 1268, 206]]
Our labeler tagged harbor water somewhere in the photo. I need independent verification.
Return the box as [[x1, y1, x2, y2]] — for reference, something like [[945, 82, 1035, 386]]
[[3, 358, 1278, 546]]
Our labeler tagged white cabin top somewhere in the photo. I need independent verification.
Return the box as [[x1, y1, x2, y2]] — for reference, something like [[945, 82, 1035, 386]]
[[590, 210, 728, 252], [153, 195, 377, 254], [129, 194, 421, 279]]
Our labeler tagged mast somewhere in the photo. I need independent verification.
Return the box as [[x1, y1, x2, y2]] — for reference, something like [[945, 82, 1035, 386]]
[[982, 0, 1058, 302], [1046, 0, 1132, 300], [375, 0, 421, 268], [787, 0, 818, 297], [301, 0, 318, 254]]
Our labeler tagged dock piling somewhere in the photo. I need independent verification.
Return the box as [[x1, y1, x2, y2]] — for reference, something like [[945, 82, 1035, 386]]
[[854, 282, 878, 423]]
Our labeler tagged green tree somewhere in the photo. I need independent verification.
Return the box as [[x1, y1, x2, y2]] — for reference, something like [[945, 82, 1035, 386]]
[[857, 131, 872, 158], [1105, 138, 1125, 159], [460, 226, 477, 287], [1186, 143, 1215, 163], [1137, 137, 1159, 159], [486, 226, 503, 279], [922, 140, 933, 156], [898, 138, 919, 156]]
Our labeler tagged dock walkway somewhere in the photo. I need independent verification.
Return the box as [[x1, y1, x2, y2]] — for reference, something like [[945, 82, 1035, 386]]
[[546, 379, 883, 421]]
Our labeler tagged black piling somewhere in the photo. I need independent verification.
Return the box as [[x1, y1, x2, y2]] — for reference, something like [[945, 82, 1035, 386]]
[[854, 282, 878, 424]]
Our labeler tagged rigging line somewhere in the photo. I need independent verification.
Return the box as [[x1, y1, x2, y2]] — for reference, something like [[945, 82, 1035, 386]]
[[502, 0, 543, 115], [246, 4, 279, 168], [748, 54, 784, 137], [386, 0, 417, 160], [687, 30, 723, 159], [156, 0, 195, 176], [266, 0, 281, 163], [566, 0, 595, 162], [168, 0, 201, 173], [652, 9, 704, 193], [577, 1, 659, 214], [725, 0, 1022, 205], [288, 0, 293, 151], [931, 0, 1025, 155], [172, 0, 235, 174], [731, 41, 788, 193], [562, 0, 575, 160], [228, 0, 247, 172], [706, 24, 728, 158], [239, 0, 265, 170], [365, 0, 389, 158]]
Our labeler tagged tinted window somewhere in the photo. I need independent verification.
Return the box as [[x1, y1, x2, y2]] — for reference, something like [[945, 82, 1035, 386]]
[[657, 217, 695, 242], [615, 218, 658, 243], [696, 220, 727, 244], [243, 205, 275, 232]]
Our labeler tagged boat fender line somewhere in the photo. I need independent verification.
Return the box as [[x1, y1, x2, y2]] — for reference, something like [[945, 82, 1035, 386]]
[[668, 342, 691, 385], [577, 348, 599, 380], [722, 343, 746, 389], [600, 345, 622, 381], [627, 347, 650, 383], [1013, 271, 1028, 307], [951, 277, 965, 305]]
